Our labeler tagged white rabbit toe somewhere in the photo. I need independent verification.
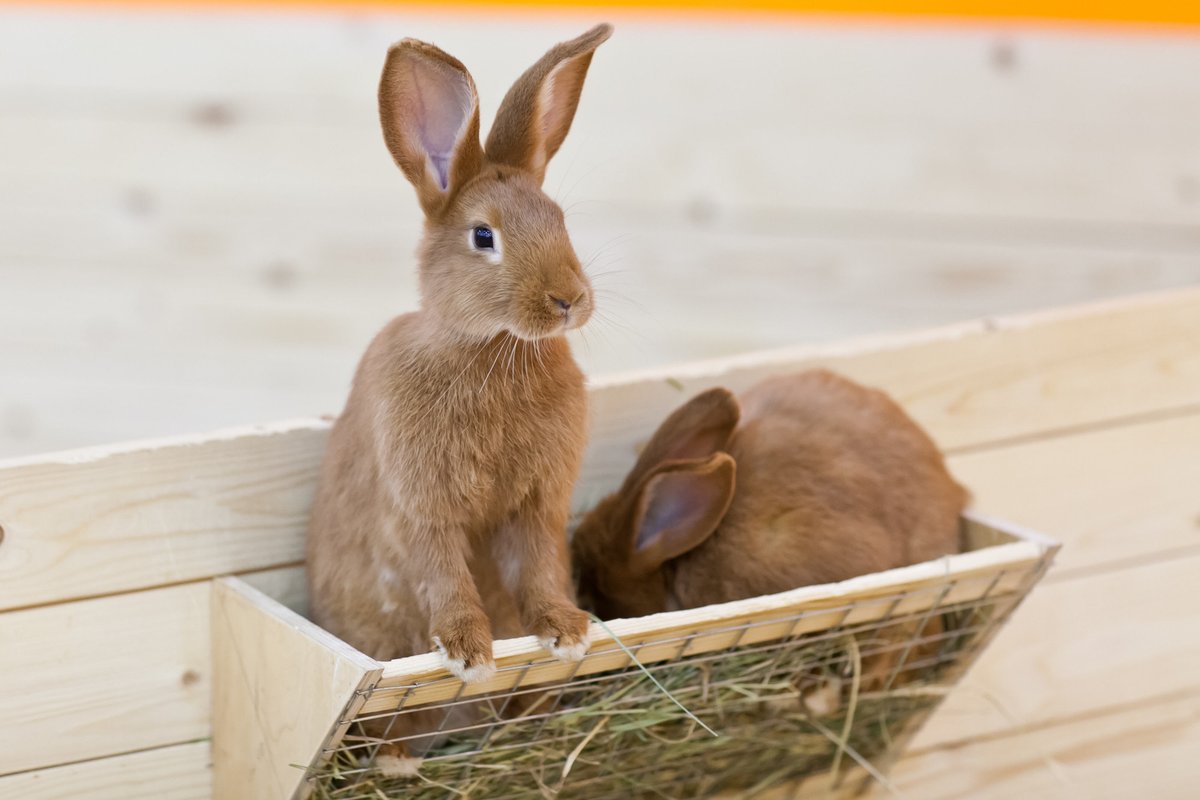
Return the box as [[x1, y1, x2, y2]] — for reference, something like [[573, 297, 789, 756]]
[[801, 678, 844, 717], [540, 633, 590, 662], [375, 754, 424, 778], [433, 636, 496, 684], [439, 653, 496, 684]]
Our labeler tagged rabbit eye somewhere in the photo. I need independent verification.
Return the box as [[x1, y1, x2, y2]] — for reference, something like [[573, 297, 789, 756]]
[[472, 225, 495, 251]]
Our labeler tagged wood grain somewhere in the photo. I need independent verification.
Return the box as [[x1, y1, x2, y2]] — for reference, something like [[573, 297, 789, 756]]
[[212, 578, 380, 800], [0, 565, 301, 777], [0, 420, 327, 612], [3, 15, 1199, 225], [0, 741, 211, 800], [912, 548, 1200, 750], [887, 688, 1200, 800], [949, 409, 1200, 580], [5, 213, 1196, 371], [0, 582, 212, 775], [4, 232, 1195, 458]]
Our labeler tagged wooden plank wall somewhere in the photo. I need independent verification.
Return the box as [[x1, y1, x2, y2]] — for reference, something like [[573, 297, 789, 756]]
[[2, 8, 1199, 458], [1, 7, 1199, 799], [2, 288, 1198, 798]]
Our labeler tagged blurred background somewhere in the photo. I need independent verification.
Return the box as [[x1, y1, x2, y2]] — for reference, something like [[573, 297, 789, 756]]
[[2, 1, 1198, 459]]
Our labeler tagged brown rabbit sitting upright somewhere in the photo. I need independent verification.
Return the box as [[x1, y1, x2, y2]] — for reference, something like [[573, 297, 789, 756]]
[[572, 369, 968, 693], [307, 25, 613, 693]]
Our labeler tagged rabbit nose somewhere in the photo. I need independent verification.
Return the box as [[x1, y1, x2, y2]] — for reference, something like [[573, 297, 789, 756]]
[[549, 294, 572, 314]]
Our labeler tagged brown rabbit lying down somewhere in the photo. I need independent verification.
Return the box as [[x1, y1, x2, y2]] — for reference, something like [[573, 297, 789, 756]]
[[572, 369, 968, 697], [306, 25, 613, 772]]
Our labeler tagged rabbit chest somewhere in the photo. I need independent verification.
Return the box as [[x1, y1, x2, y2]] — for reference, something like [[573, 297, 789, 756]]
[[377, 334, 588, 531]]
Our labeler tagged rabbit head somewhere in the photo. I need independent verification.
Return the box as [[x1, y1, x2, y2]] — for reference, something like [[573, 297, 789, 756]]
[[378, 25, 611, 342], [572, 388, 741, 619]]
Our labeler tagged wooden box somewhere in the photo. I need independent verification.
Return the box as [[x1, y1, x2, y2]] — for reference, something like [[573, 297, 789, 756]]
[[213, 513, 1055, 799]]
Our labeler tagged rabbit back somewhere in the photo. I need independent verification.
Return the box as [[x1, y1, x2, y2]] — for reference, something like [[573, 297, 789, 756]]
[[670, 370, 966, 608]]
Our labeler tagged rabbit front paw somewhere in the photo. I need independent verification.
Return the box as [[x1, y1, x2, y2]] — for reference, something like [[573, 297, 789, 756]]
[[432, 616, 495, 683], [799, 675, 844, 716], [373, 743, 424, 778], [532, 603, 591, 662]]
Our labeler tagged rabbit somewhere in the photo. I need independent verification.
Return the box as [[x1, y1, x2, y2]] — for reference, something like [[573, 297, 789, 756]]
[[307, 24, 614, 698], [571, 369, 968, 702]]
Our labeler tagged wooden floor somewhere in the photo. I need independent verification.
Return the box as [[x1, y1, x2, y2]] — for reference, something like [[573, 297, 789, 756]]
[[881, 299, 1200, 797], [1, 6, 1199, 798]]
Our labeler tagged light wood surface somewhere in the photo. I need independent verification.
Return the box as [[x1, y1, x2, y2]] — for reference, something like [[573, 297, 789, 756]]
[[873, 414, 1200, 793], [2, 9, 1199, 459], [0, 419, 325, 613], [0, 566, 296, 779], [0, 582, 213, 775], [211, 578, 380, 800], [914, 546, 1200, 747], [0, 741, 212, 800], [891, 687, 1200, 799], [949, 410, 1200, 579]]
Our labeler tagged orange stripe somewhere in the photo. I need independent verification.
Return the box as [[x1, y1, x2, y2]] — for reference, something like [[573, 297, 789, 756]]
[[9, 0, 1200, 28]]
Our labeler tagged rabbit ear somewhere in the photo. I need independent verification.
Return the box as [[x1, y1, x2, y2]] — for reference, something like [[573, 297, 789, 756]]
[[485, 23, 612, 183], [379, 39, 485, 216], [624, 388, 741, 492], [629, 454, 736, 575]]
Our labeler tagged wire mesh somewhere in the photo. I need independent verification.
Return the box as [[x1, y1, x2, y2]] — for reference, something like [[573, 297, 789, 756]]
[[304, 560, 1042, 800]]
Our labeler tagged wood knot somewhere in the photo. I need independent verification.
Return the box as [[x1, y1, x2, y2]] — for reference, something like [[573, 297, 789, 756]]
[[686, 195, 719, 226], [991, 39, 1017, 73], [192, 102, 235, 128], [261, 260, 299, 291], [124, 187, 156, 217]]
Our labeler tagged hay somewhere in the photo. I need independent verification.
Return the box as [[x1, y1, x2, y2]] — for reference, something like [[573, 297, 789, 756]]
[[308, 606, 978, 800]]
